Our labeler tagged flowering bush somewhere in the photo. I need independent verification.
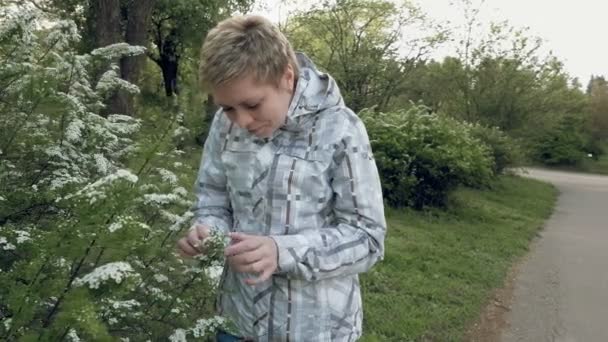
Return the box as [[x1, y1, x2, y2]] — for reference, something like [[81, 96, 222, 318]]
[[0, 8, 226, 340], [468, 123, 523, 175], [361, 105, 494, 209]]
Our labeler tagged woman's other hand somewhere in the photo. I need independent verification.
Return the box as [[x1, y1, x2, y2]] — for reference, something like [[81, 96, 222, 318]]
[[225, 232, 278, 285], [177, 224, 211, 258]]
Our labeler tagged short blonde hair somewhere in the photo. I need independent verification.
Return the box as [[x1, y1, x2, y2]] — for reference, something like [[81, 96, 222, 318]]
[[199, 15, 299, 92]]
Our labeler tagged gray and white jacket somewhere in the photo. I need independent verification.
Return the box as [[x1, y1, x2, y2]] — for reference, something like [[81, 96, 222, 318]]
[[192, 53, 386, 341]]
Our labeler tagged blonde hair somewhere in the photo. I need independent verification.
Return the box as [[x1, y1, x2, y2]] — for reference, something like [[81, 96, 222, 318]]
[[198, 15, 299, 92]]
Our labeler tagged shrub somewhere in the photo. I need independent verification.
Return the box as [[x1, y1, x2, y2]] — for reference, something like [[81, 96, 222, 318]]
[[533, 115, 586, 166], [0, 8, 224, 340], [468, 124, 523, 174], [360, 105, 493, 209]]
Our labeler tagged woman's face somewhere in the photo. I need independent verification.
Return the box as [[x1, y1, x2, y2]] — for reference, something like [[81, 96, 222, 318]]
[[213, 66, 295, 138]]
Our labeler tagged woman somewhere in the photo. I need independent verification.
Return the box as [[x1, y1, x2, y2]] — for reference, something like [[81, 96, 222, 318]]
[[177, 15, 386, 342]]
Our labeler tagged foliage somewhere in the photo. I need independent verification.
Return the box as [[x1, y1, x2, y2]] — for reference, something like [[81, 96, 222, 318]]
[[285, 0, 447, 112], [533, 115, 588, 166], [468, 124, 523, 174], [360, 105, 494, 209], [0, 8, 227, 340]]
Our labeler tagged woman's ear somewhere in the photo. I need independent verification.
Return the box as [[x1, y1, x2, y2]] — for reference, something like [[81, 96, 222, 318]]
[[282, 64, 295, 92]]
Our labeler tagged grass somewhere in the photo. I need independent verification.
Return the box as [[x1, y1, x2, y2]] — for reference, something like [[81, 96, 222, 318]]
[[580, 154, 608, 175], [359, 175, 558, 342]]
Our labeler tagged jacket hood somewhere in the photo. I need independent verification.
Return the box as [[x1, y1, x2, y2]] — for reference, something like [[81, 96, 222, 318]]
[[281, 53, 344, 132]]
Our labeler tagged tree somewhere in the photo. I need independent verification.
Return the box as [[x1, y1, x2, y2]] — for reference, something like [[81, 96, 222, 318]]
[[146, 0, 253, 97], [587, 75, 608, 142], [285, 0, 447, 112], [18, 0, 254, 101]]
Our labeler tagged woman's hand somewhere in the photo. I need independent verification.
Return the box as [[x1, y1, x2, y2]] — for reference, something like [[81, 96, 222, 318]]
[[176, 224, 211, 258], [225, 232, 278, 285]]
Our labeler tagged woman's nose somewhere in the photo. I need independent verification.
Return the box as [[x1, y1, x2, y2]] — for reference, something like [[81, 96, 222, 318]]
[[233, 110, 254, 129]]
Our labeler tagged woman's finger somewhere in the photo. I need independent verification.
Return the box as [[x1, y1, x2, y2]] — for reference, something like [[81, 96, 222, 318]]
[[246, 264, 273, 285], [230, 249, 263, 267], [225, 236, 262, 256], [177, 238, 200, 257], [194, 224, 210, 240], [187, 229, 203, 251]]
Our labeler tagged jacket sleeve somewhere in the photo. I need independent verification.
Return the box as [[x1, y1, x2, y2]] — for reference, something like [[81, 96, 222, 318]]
[[271, 117, 386, 281], [190, 111, 233, 234]]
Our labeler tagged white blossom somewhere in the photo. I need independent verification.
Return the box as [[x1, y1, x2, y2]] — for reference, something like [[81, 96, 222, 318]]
[[206, 266, 224, 285], [74, 262, 137, 289], [108, 221, 123, 233], [154, 274, 169, 283], [91, 43, 146, 61], [15, 230, 31, 244], [191, 316, 226, 338], [65, 118, 85, 142], [143, 193, 180, 205], [63, 169, 138, 203], [0, 237, 16, 251], [96, 64, 140, 96], [109, 299, 140, 310], [94, 154, 111, 175], [168, 211, 194, 232], [157, 168, 178, 184], [169, 329, 187, 342], [173, 126, 189, 138], [66, 328, 80, 342], [3, 318, 12, 331]]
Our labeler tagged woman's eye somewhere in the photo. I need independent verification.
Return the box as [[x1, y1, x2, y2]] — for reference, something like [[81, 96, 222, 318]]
[[246, 104, 259, 110]]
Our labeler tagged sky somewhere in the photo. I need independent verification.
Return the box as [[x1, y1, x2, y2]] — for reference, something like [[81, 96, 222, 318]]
[[253, 0, 608, 87]]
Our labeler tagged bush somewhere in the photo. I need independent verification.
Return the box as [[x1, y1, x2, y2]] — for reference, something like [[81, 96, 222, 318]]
[[534, 115, 586, 166], [0, 9, 225, 340], [468, 124, 523, 174], [361, 105, 494, 209]]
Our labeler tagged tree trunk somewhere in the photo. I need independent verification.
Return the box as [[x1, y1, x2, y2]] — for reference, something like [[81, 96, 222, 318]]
[[159, 31, 180, 97], [121, 0, 155, 84], [95, 0, 121, 47], [94, 0, 125, 116]]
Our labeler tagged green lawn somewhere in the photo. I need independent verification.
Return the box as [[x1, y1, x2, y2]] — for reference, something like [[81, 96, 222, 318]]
[[581, 154, 608, 175], [360, 175, 557, 342]]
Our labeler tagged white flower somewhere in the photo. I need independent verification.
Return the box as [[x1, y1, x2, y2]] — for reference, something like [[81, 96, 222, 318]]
[[191, 316, 226, 338], [66, 328, 80, 342], [108, 221, 123, 233], [2, 318, 11, 330], [94, 154, 111, 175], [91, 43, 146, 61], [157, 168, 178, 184], [206, 266, 224, 285], [154, 274, 169, 283], [74, 262, 137, 289], [109, 299, 140, 310], [0, 237, 16, 251], [169, 329, 187, 342], [15, 230, 31, 244], [143, 193, 180, 205], [65, 118, 85, 142]]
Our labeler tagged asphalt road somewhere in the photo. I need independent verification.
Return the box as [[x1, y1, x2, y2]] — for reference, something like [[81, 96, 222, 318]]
[[500, 168, 608, 342]]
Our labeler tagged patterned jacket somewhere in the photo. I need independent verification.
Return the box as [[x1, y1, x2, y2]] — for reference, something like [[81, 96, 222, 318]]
[[192, 53, 386, 341]]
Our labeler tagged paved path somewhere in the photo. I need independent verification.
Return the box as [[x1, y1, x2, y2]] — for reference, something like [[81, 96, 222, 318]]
[[500, 168, 608, 342]]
